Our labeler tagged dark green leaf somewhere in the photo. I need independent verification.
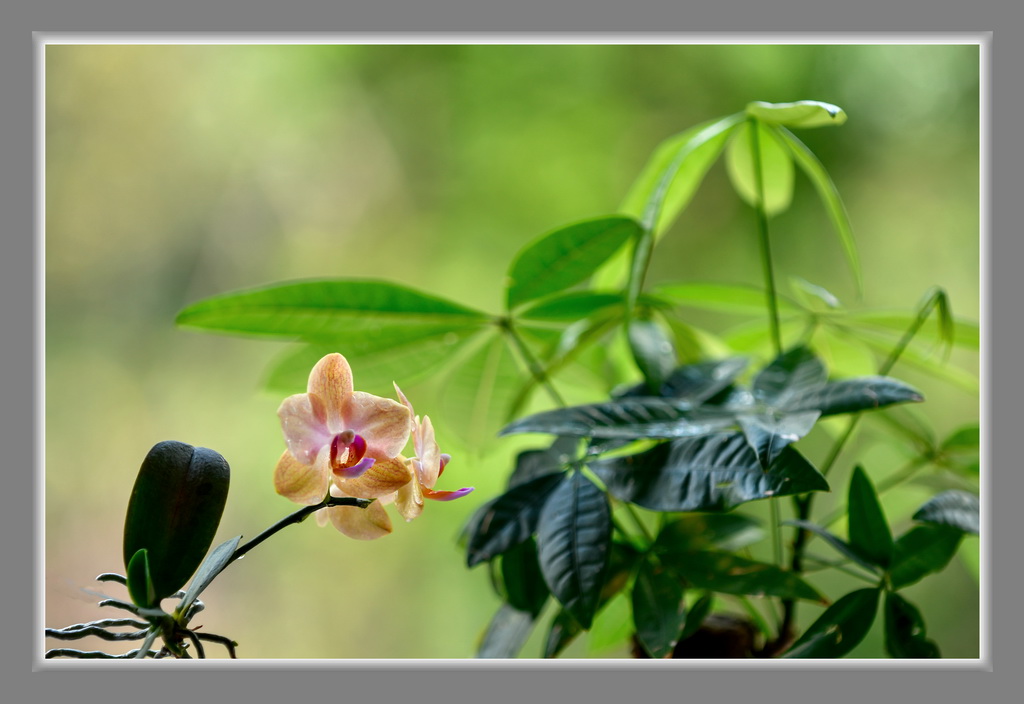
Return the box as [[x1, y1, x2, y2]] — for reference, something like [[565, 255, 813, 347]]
[[591, 433, 828, 512], [655, 281, 800, 317], [753, 346, 827, 406], [680, 593, 714, 641], [738, 411, 821, 469], [543, 608, 582, 658], [632, 558, 686, 658], [507, 216, 642, 309], [628, 318, 677, 392], [177, 279, 489, 339], [746, 100, 848, 128], [123, 441, 231, 603], [500, 398, 735, 440], [655, 513, 765, 554], [725, 120, 795, 215], [888, 525, 963, 589], [616, 357, 749, 405], [125, 549, 156, 610], [477, 603, 537, 659], [780, 376, 924, 416], [884, 592, 940, 658], [783, 588, 879, 658], [774, 126, 861, 293], [501, 539, 550, 617], [784, 520, 882, 575], [848, 466, 894, 568], [508, 437, 579, 488], [912, 491, 980, 535], [465, 473, 565, 567], [516, 291, 625, 322], [678, 551, 825, 602], [536, 472, 612, 629], [177, 535, 242, 613]]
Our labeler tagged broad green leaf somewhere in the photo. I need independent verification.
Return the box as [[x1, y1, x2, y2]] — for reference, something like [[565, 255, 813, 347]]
[[855, 330, 979, 391], [507, 216, 642, 309], [888, 525, 963, 589], [746, 100, 847, 128], [507, 437, 579, 488], [784, 519, 882, 575], [779, 376, 924, 416], [123, 441, 230, 603], [500, 398, 735, 440], [774, 125, 861, 293], [177, 535, 242, 614], [940, 424, 981, 454], [543, 608, 582, 658], [619, 113, 744, 235], [501, 539, 550, 617], [536, 471, 612, 629], [477, 603, 537, 658], [848, 466, 895, 568], [725, 120, 795, 215], [176, 279, 490, 339], [870, 406, 937, 452], [884, 592, 940, 658], [738, 410, 821, 469], [912, 490, 980, 535], [845, 311, 979, 350], [586, 592, 634, 655], [655, 281, 800, 317], [125, 549, 156, 610], [627, 318, 677, 392], [783, 588, 880, 658], [753, 346, 827, 406], [590, 433, 828, 512], [632, 558, 686, 658], [789, 277, 842, 310], [465, 473, 565, 567], [655, 513, 765, 554], [678, 550, 825, 602], [617, 357, 749, 405], [516, 291, 626, 322], [263, 325, 479, 394], [680, 593, 714, 641]]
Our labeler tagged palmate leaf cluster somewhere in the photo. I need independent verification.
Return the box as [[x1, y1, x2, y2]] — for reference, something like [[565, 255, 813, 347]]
[[174, 100, 980, 658]]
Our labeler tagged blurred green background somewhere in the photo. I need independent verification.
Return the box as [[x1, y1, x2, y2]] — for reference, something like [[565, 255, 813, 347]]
[[45, 43, 980, 659]]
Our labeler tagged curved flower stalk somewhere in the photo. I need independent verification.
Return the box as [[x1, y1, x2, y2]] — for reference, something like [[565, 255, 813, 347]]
[[274, 353, 473, 539]]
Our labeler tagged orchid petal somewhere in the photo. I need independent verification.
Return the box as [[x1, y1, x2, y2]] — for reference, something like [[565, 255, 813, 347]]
[[333, 455, 414, 499], [422, 486, 475, 502], [332, 456, 375, 479], [273, 449, 330, 505], [327, 501, 392, 540], [344, 391, 412, 457], [395, 474, 424, 521], [277, 393, 332, 464], [416, 415, 442, 489], [307, 353, 354, 433], [393, 383, 415, 417]]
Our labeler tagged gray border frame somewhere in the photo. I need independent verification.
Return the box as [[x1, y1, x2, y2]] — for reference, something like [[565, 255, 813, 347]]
[[4, 3, 1018, 703]]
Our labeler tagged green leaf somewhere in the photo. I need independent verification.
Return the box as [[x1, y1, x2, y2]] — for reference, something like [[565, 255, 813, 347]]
[[784, 520, 882, 575], [738, 411, 821, 469], [543, 608, 582, 658], [725, 120, 795, 215], [501, 539, 550, 617], [746, 100, 848, 128], [774, 125, 861, 293], [655, 513, 765, 554], [536, 472, 612, 629], [779, 376, 924, 416], [500, 398, 735, 440], [680, 593, 715, 641], [752, 346, 827, 406], [123, 441, 231, 603], [848, 466, 894, 568], [790, 277, 842, 310], [508, 437, 579, 488], [678, 551, 825, 602], [655, 281, 800, 317], [884, 592, 940, 658], [477, 603, 537, 658], [632, 558, 686, 658], [912, 491, 980, 535], [177, 279, 490, 339], [619, 113, 744, 236], [177, 535, 242, 614], [507, 216, 642, 309], [465, 473, 566, 567], [888, 525, 964, 589], [783, 588, 880, 658], [125, 549, 157, 610], [590, 433, 828, 512], [845, 311, 979, 350], [617, 357, 749, 405], [627, 318, 677, 392], [516, 291, 626, 322], [940, 424, 981, 454]]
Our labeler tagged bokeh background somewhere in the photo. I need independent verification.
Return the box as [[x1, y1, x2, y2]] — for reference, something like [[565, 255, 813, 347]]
[[44, 43, 981, 659]]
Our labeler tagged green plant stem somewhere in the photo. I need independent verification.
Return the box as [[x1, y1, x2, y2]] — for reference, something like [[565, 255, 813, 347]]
[[769, 496, 784, 568], [503, 319, 567, 408], [749, 117, 782, 357], [229, 496, 373, 564]]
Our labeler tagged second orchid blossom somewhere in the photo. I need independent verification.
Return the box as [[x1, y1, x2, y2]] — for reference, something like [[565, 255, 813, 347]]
[[273, 352, 472, 540]]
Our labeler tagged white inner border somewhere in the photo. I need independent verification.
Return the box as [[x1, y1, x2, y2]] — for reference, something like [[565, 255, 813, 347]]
[[34, 31, 991, 670]]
